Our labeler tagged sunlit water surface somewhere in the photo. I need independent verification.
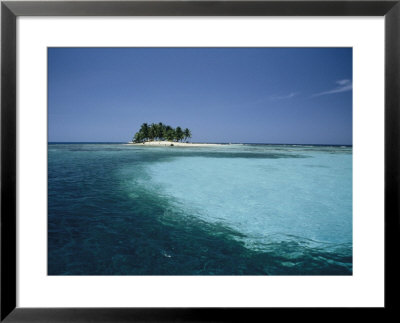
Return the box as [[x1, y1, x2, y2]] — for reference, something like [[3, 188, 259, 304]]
[[48, 143, 352, 275]]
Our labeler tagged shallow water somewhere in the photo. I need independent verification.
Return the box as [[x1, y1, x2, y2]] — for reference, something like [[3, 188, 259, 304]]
[[48, 143, 352, 275]]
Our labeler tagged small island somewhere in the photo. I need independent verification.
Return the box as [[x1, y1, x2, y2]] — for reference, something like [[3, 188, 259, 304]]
[[129, 122, 221, 147]]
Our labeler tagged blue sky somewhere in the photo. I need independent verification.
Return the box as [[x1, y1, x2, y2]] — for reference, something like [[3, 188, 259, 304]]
[[48, 48, 352, 144]]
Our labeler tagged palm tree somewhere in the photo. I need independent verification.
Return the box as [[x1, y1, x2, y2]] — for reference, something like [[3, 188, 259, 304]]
[[148, 123, 157, 141], [139, 123, 149, 141], [183, 128, 192, 142], [175, 126, 184, 142], [163, 125, 172, 141], [157, 122, 165, 140], [166, 128, 175, 141]]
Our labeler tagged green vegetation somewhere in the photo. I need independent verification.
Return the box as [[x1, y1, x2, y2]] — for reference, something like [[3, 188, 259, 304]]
[[133, 122, 192, 143]]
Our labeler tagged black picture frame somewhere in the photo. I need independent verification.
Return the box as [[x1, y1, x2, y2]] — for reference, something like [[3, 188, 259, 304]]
[[1, 0, 399, 321]]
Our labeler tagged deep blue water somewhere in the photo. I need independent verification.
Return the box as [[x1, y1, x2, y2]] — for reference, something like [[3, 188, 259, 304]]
[[48, 143, 352, 275]]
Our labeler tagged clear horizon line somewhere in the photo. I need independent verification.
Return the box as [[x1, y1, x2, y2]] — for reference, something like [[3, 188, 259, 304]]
[[48, 141, 352, 146]]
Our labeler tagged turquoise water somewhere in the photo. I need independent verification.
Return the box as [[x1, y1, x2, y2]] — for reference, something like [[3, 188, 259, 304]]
[[48, 143, 352, 275]]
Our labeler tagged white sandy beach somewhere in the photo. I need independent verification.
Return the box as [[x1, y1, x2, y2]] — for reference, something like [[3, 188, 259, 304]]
[[126, 141, 222, 147]]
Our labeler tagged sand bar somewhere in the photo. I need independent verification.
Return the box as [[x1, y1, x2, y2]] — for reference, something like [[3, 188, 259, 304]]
[[126, 141, 222, 147]]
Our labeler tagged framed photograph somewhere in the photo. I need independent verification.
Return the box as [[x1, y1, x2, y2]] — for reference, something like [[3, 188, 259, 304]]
[[1, 0, 399, 321]]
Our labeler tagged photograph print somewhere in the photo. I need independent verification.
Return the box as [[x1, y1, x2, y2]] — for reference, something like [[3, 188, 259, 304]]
[[48, 47, 352, 275]]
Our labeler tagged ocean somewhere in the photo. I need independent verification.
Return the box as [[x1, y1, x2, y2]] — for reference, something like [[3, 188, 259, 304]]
[[48, 143, 352, 275]]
